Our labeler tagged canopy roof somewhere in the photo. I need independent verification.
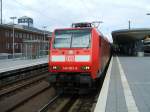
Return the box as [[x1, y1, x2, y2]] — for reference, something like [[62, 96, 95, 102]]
[[112, 28, 150, 43]]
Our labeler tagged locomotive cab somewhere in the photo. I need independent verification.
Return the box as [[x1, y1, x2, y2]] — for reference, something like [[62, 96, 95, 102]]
[[48, 22, 110, 93]]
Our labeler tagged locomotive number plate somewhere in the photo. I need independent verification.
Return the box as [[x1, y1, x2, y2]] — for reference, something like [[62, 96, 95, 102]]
[[62, 66, 78, 70]]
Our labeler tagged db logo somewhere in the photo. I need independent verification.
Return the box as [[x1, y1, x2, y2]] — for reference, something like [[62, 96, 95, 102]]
[[65, 55, 75, 62]]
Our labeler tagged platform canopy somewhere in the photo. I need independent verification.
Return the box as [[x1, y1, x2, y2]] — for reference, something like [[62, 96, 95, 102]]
[[112, 28, 150, 43]]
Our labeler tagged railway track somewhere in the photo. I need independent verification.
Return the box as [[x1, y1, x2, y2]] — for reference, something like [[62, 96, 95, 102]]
[[0, 76, 102, 112], [68, 95, 97, 112], [0, 73, 48, 100], [0, 74, 53, 112], [0, 63, 48, 89], [0, 72, 47, 90], [38, 93, 97, 112], [38, 94, 61, 112], [38, 94, 79, 112], [0, 66, 105, 112]]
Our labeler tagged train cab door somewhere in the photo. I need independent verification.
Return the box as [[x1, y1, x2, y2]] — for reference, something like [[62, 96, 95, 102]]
[[97, 35, 102, 78]]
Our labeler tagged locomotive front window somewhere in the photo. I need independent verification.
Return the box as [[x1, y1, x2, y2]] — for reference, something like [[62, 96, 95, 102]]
[[54, 33, 72, 48], [54, 29, 91, 48]]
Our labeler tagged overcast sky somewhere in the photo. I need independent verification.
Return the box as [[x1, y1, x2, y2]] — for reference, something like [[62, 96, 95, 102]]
[[3, 0, 150, 41]]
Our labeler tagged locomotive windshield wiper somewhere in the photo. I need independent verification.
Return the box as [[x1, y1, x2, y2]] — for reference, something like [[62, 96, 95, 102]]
[[70, 33, 74, 48], [86, 36, 91, 48], [53, 39, 56, 48]]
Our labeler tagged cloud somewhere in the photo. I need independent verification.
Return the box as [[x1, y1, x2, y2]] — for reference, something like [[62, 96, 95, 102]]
[[3, 0, 150, 41]]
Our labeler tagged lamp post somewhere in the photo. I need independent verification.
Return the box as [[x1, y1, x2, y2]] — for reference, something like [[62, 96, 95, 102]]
[[43, 26, 47, 42], [146, 13, 150, 15], [128, 20, 131, 30], [0, 0, 2, 24], [146, 13, 150, 27], [10, 17, 17, 59], [43, 26, 47, 55]]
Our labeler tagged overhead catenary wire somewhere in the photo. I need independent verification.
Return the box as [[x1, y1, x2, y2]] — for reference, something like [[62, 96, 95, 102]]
[[79, 0, 92, 14], [12, 0, 103, 30], [79, 0, 103, 27], [13, 0, 59, 24]]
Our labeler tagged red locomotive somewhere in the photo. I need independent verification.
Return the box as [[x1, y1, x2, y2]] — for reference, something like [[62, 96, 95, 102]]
[[48, 22, 111, 93]]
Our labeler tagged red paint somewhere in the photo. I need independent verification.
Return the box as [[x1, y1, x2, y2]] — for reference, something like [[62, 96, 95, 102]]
[[49, 27, 110, 79]]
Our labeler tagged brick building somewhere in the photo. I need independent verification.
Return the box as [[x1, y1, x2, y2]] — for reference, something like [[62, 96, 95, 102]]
[[0, 24, 52, 59]]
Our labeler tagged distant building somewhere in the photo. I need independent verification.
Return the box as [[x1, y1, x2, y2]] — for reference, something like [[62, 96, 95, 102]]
[[0, 24, 52, 59], [18, 16, 33, 27]]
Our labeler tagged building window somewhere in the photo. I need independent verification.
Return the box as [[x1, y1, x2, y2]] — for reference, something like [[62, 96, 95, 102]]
[[19, 33, 22, 38], [23, 33, 26, 39], [10, 32, 13, 37], [5, 31, 9, 37], [40, 36, 43, 40], [20, 43, 22, 51], [27, 34, 29, 40], [15, 33, 18, 38], [38, 35, 40, 40], [28, 34, 30, 40], [32, 34, 35, 40], [35, 35, 37, 40], [30, 34, 32, 40], [14, 43, 18, 49], [6, 43, 9, 49], [16, 43, 19, 49], [7, 43, 12, 49]]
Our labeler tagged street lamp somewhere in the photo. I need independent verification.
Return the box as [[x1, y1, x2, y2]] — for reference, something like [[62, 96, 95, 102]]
[[146, 13, 150, 28], [0, 0, 2, 24], [128, 20, 131, 30], [43, 26, 47, 55], [146, 13, 150, 15], [43, 26, 47, 42], [10, 16, 17, 59]]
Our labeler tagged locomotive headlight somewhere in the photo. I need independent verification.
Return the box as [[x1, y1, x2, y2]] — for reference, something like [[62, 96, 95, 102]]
[[81, 66, 90, 70], [52, 66, 61, 70], [86, 66, 90, 70], [53, 66, 57, 69]]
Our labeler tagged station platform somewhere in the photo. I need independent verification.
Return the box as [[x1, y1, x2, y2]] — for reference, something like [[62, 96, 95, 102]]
[[94, 56, 150, 112], [0, 57, 48, 73]]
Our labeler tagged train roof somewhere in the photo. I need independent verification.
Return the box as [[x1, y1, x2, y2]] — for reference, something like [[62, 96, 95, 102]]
[[72, 22, 93, 28], [54, 27, 110, 43], [54, 27, 92, 31]]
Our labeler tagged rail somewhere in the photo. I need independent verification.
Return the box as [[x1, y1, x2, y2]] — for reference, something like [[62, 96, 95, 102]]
[[0, 63, 48, 88], [38, 94, 61, 112]]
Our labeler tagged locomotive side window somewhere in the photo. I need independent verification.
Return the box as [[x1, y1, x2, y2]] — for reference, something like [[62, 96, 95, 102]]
[[54, 29, 91, 48]]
